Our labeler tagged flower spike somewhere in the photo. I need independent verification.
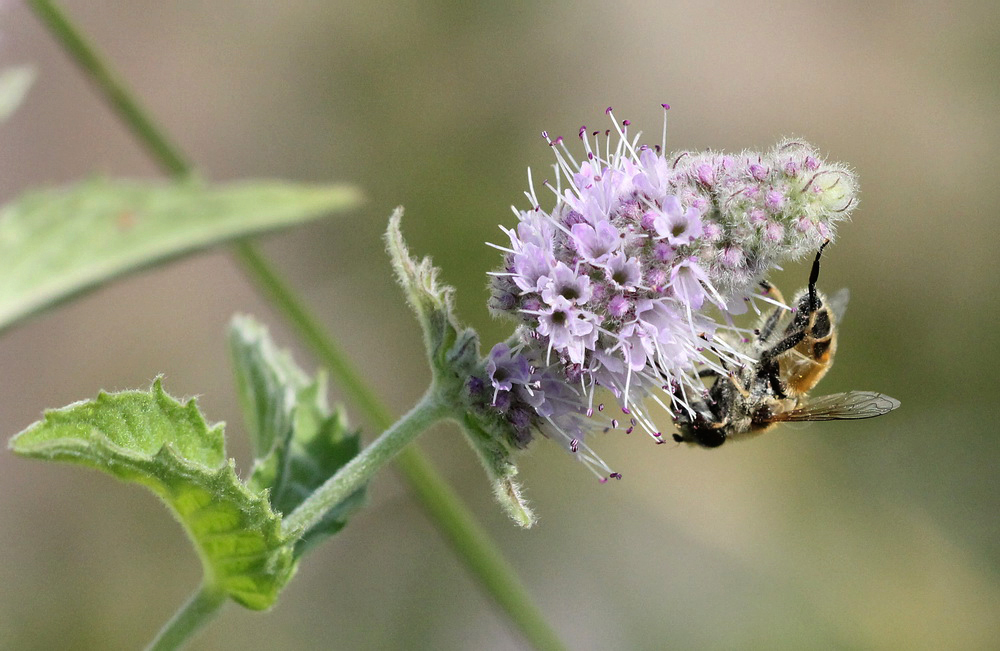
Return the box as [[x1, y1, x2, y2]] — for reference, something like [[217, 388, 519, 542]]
[[479, 107, 858, 477]]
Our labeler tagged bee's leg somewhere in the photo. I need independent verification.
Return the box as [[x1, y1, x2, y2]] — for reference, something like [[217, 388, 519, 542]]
[[761, 328, 806, 361], [759, 358, 788, 399], [760, 280, 786, 305], [757, 280, 787, 343], [761, 243, 831, 359], [696, 368, 720, 379], [724, 370, 751, 399]]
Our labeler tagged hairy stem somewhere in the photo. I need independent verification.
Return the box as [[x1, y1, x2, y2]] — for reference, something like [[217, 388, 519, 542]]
[[29, 2, 567, 651], [145, 583, 226, 651], [282, 387, 448, 535]]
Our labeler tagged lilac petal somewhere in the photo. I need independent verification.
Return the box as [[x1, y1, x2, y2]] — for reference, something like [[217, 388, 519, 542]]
[[670, 259, 707, 308], [571, 220, 620, 263]]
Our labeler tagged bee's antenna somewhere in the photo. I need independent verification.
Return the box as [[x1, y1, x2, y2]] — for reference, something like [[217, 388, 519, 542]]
[[808, 240, 830, 309]]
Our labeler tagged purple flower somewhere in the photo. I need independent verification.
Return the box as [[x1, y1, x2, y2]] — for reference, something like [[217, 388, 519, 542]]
[[535, 297, 597, 364], [607, 294, 630, 318], [653, 196, 702, 246], [486, 343, 531, 394], [604, 253, 642, 291], [634, 147, 672, 200], [571, 219, 620, 264], [696, 163, 715, 186], [720, 246, 744, 268], [540, 262, 593, 306], [485, 108, 860, 479], [669, 258, 709, 309], [510, 243, 552, 293], [619, 320, 655, 371]]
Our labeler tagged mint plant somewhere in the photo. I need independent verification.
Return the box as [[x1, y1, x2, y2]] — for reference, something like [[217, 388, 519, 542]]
[[4, 2, 890, 650]]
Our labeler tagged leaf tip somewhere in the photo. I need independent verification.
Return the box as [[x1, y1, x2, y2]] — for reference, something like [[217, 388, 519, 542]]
[[494, 477, 536, 528]]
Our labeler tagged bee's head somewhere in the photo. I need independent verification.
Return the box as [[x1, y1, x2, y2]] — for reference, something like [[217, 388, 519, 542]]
[[672, 419, 728, 448]]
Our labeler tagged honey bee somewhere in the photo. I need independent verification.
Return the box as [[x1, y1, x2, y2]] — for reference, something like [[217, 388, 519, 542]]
[[672, 242, 900, 448]]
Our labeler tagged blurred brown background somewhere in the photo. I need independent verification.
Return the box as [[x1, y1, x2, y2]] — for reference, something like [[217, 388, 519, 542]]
[[1, 1, 997, 649]]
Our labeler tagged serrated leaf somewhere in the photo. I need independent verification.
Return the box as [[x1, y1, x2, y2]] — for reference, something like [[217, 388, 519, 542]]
[[229, 314, 310, 459], [274, 383, 365, 555], [229, 315, 365, 555], [0, 66, 36, 123], [0, 178, 362, 333], [8, 378, 296, 610]]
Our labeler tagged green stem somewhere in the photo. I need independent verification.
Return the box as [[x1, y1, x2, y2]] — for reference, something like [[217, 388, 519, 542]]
[[395, 447, 567, 651], [26, 0, 189, 176], [243, 245, 564, 651], [29, 3, 567, 651], [145, 582, 226, 651], [283, 387, 448, 535]]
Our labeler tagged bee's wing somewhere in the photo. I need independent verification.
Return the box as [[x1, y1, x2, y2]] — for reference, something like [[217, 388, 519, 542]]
[[771, 391, 900, 422], [826, 288, 850, 325]]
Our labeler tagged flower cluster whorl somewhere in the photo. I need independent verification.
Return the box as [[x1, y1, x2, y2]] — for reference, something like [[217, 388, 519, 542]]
[[481, 107, 858, 478]]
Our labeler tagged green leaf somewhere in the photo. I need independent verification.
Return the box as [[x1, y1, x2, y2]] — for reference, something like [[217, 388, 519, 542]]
[[385, 210, 535, 527], [0, 178, 363, 334], [384, 207, 480, 388], [229, 315, 365, 555], [459, 410, 535, 528], [0, 66, 36, 123], [8, 378, 296, 610], [229, 314, 310, 460]]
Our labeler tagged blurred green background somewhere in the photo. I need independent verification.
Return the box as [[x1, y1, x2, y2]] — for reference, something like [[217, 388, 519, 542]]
[[1, 1, 998, 649]]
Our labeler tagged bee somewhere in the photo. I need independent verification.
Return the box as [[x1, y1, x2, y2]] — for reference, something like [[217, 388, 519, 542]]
[[672, 242, 900, 448]]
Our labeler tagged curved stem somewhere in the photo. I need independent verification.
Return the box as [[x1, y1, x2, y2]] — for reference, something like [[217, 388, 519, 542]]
[[145, 582, 226, 651], [29, 3, 567, 650], [282, 387, 448, 536]]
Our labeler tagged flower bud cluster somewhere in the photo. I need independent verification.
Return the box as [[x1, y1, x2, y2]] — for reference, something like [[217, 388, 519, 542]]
[[479, 107, 858, 478]]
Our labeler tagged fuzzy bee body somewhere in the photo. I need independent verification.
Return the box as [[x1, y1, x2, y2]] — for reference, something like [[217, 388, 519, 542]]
[[673, 243, 899, 448]]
